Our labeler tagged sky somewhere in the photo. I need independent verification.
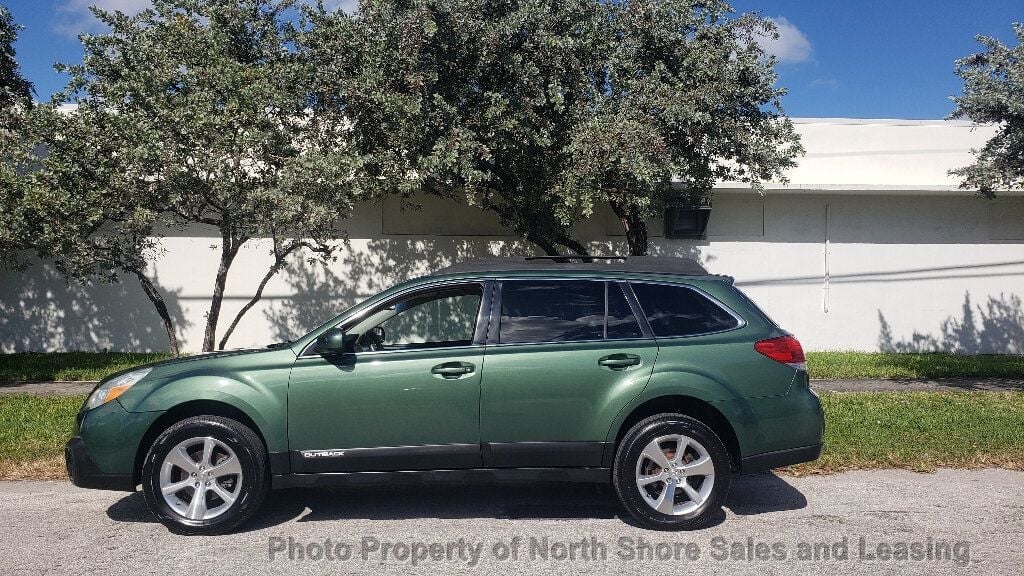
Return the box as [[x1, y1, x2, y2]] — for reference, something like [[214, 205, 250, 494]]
[[3, 0, 1021, 119]]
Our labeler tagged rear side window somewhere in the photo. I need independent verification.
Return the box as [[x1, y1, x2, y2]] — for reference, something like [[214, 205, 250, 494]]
[[499, 281, 604, 343], [499, 280, 644, 343], [630, 283, 740, 337]]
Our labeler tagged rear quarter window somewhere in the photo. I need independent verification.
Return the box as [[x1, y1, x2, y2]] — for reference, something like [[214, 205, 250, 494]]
[[630, 283, 741, 337]]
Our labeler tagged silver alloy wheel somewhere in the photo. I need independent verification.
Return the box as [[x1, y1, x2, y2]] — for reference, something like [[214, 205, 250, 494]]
[[159, 436, 243, 521], [634, 433, 715, 516]]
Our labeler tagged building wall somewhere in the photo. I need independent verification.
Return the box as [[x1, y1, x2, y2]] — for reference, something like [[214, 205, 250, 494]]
[[2, 119, 1022, 354], [2, 191, 1021, 354]]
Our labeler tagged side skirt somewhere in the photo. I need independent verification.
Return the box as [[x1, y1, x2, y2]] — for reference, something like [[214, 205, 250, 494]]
[[272, 467, 611, 489]]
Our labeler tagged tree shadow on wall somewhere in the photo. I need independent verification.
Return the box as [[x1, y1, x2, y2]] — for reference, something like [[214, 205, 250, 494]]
[[878, 292, 1024, 354], [264, 238, 711, 342], [264, 239, 533, 341], [0, 263, 188, 352]]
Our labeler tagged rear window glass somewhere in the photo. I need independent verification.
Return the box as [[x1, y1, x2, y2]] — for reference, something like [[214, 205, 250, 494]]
[[630, 283, 740, 337]]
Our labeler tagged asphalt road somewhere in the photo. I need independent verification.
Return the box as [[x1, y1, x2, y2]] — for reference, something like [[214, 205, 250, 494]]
[[1, 469, 1021, 575]]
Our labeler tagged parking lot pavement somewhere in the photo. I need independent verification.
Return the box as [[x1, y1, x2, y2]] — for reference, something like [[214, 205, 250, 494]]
[[1, 468, 1021, 575]]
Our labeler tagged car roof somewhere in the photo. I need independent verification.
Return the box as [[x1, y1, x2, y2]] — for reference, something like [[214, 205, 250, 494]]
[[433, 256, 711, 277]]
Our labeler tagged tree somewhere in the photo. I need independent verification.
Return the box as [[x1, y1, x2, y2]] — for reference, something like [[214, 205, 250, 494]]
[[0, 6, 42, 319], [558, 0, 803, 255], [949, 23, 1024, 196], [0, 4, 31, 205], [2, 105, 183, 354], [304, 0, 801, 256], [0, 5, 32, 116], [1, 8, 183, 354], [30, 0, 360, 352], [303, 0, 603, 255]]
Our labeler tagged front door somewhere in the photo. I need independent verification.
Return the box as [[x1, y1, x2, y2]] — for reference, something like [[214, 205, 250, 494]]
[[479, 280, 658, 468], [288, 282, 489, 473]]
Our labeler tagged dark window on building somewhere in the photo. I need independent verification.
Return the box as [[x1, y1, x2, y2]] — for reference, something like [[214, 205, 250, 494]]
[[607, 283, 644, 339], [631, 283, 739, 337]]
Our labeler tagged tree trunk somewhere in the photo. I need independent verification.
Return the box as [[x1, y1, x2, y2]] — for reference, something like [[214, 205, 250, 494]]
[[530, 234, 562, 257], [609, 200, 649, 256], [556, 235, 590, 257], [132, 268, 180, 356], [217, 242, 303, 350], [202, 229, 241, 352]]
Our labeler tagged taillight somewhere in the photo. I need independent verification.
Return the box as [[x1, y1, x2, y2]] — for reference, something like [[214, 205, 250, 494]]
[[754, 335, 806, 370]]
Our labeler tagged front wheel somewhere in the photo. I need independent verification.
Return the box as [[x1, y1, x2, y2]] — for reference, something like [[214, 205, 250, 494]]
[[141, 415, 269, 535], [613, 413, 732, 530]]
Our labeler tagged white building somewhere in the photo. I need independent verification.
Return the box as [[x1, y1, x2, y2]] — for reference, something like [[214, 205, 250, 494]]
[[2, 118, 1022, 353]]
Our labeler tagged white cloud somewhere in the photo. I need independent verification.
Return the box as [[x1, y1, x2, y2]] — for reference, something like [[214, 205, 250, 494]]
[[810, 78, 839, 89], [321, 0, 359, 12], [54, 0, 153, 37], [759, 16, 812, 64]]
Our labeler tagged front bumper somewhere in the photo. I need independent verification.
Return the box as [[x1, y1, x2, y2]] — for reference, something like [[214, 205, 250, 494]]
[[67, 398, 161, 491], [65, 436, 136, 492]]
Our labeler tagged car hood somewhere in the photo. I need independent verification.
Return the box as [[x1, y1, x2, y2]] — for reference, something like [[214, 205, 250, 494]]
[[105, 347, 286, 383]]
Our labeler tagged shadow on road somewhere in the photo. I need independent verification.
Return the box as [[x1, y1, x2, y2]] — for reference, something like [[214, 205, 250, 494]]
[[106, 472, 805, 532]]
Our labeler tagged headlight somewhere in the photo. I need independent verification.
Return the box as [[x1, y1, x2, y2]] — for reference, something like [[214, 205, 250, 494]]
[[85, 368, 152, 410]]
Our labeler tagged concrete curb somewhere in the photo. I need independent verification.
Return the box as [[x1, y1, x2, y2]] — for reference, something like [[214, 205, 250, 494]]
[[0, 381, 97, 396]]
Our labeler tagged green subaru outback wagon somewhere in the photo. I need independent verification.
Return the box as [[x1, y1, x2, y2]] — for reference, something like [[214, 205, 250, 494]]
[[66, 256, 823, 534]]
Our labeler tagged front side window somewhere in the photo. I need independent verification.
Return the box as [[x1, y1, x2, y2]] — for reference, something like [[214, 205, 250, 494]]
[[345, 285, 483, 351], [499, 280, 644, 343], [630, 283, 740, 337]]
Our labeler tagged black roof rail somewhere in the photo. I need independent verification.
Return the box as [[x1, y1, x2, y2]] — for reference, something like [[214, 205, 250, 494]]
[[524, 255, 628, 261], [434, 256, 709, 276]]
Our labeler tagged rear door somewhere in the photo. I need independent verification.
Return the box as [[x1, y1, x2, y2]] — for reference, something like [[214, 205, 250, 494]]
[[478, 279, 658, 467]]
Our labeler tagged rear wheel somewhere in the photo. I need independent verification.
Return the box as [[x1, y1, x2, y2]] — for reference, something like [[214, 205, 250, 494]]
[[141, 415, 268, 535], [613, 413, 731, 530]]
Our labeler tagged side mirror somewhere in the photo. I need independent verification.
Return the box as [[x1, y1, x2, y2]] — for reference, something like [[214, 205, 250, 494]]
[[317, 327, 349, 355]]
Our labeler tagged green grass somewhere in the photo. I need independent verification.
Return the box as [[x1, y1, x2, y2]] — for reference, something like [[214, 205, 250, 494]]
[[1, 351, 1021, 382], [1, 391, 1022, 480], [0, 394, 85, 479], [0, 352, 176, 382], [784, 391, 1024, 475], [806, 351, 1024, 380]]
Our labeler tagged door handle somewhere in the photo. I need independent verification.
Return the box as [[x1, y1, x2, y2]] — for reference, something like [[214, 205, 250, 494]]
[[598, 354, 642, 371], [431, 362, 475, 379]]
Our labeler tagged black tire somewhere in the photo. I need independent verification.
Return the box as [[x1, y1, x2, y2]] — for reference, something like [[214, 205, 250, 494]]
[[141, 415, 269, 535], [613, 413, 731, 530]]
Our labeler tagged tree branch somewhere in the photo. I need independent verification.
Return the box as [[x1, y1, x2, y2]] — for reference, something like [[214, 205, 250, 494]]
[[216, 239, 311, 350]]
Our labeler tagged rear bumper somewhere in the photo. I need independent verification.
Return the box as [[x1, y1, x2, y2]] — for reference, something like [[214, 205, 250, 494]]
[[740, 442, 822, 474], [65, 437, 135, 492]]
